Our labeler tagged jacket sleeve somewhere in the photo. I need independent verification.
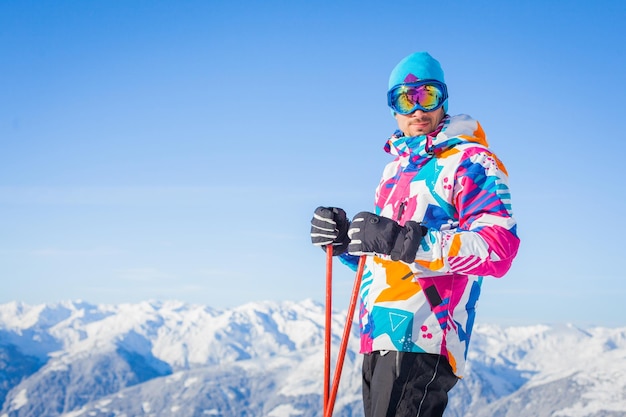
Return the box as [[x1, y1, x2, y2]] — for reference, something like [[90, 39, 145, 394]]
[[412, 148, 520, 278]]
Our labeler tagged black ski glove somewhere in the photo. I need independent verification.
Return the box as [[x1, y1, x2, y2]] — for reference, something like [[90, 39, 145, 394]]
[[347, 212, 427, 263], [310, 206, 350, 256]]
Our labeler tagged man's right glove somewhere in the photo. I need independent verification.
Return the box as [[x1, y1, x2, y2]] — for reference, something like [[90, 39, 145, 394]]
[[347, 211, 427, 263], [310, 206, 350, 256]]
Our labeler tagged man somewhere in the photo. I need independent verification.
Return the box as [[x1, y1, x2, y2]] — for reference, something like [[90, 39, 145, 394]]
[[311, 52, 520, 417]]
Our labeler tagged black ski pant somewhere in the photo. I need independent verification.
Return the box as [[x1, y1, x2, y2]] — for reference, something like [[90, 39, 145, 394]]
[[362, 351, 458, 417]]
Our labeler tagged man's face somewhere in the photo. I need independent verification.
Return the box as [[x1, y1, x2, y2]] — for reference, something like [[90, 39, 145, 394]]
[[394, 107, 445, 137]]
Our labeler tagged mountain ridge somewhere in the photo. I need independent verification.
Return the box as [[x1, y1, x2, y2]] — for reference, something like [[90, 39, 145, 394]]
[[1, 299, 624, 417]]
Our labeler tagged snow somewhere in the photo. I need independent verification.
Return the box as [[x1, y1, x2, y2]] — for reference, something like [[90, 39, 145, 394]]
[[9, 389, 28, 410], [96, 399, 112, 407], [268, 404, 305, 416], [2, 299, 626, 417], [552, 347, 626, 416], [61, 409, 86, 417], [184, 377, 199, 388]]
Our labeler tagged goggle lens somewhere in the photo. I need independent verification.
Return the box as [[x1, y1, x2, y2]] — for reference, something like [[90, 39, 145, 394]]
[[388, 81, 448, 114]]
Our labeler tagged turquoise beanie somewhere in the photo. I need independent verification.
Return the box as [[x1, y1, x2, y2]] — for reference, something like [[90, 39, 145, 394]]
[[388, 52, 448, 113]]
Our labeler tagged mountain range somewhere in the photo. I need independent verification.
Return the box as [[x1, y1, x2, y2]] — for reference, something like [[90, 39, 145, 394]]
[[0, 299, 625, 417]]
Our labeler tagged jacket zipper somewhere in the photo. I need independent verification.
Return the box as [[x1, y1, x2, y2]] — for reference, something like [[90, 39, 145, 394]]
[[397, 201, 406, 222]]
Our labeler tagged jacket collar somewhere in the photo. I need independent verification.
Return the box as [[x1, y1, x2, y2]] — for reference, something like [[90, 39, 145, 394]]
[[384, 114, 489, 166]]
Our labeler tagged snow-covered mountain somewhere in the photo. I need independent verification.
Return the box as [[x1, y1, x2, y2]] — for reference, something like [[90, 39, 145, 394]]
[[0, 299, 624, 417]]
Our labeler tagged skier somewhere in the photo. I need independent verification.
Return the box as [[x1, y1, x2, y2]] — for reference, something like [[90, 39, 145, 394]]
[[310, 52, 520, 417]]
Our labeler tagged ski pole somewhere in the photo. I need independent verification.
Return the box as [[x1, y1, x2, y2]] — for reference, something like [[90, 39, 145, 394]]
[[324, 255, 366, 417], [324, 245, 333, 411]]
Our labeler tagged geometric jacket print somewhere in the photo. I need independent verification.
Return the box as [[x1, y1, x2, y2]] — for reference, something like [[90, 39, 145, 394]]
[[340, 114, 520, 377]]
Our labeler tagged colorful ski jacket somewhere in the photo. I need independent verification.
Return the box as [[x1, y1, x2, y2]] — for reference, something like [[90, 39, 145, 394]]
[[341, 114, 520, 378]]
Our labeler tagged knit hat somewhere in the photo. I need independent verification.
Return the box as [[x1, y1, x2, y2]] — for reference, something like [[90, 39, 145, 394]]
[[388, 52, 448, 113]]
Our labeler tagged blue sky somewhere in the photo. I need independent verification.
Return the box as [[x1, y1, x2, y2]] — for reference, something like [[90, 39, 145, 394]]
[[1, 0, 625, 327]]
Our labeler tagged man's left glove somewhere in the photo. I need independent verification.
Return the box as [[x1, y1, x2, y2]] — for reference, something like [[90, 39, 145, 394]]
[[348, 212, 427, 263], [310, 206, 350, 256]]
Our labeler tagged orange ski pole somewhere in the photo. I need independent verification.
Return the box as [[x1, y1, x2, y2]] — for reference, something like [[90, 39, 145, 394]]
[[324, 245, 333, 411], [324, 255, 366, 417]]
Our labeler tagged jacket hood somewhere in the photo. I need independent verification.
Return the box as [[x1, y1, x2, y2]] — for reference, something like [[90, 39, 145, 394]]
[[384, 114, 489, 166]]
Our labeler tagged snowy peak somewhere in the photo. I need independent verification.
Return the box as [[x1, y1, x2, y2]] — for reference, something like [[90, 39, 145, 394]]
[[1, 300, 625, 417]]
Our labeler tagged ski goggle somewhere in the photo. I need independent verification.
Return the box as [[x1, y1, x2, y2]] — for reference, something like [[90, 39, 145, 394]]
[[387, 80, 448, 114]]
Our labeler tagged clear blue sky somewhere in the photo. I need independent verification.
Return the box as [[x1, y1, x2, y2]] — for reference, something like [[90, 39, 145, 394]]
[[2, 0, 625, 326]]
